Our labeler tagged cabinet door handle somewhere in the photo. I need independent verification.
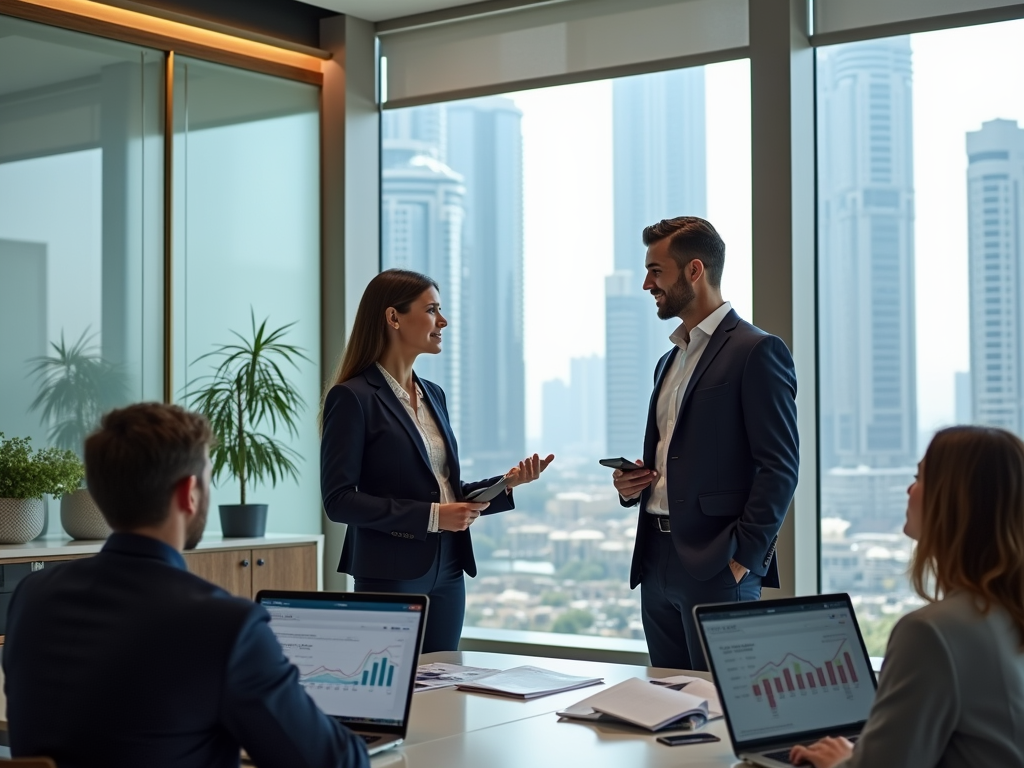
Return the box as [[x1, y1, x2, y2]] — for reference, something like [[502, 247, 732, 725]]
[[256, 558, 265, 566], [240, 559, 250, 568]]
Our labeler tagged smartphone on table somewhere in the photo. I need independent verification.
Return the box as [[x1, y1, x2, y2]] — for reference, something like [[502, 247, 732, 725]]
[[656, 733, 721, 746]]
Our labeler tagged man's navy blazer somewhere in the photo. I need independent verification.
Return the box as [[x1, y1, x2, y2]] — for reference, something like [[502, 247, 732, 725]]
[[627, 309, 799, 590], [2, 533, 368, 768], [321, 364, 513, 581]]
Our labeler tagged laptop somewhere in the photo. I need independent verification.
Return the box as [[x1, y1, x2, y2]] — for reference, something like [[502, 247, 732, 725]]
[[694, 594, 877, 768], [256, 590, 428, 756]]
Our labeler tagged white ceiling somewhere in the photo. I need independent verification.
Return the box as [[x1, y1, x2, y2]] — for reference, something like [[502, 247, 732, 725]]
[[303, 0, 486, 23]]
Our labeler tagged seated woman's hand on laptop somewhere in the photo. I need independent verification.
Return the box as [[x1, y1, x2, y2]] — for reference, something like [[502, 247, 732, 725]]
[[789, 736, 854, 767]]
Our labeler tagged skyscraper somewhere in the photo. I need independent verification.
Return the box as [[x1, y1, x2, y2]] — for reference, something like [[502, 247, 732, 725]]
[[818, 37, 918, 472], [605, 68, 707, 457], [966, 119, 1024, 434], [817, 37, 917, 535], [380, 130, 466, 426], [446, 97, 525, 477], [381, 99, 526, 477]]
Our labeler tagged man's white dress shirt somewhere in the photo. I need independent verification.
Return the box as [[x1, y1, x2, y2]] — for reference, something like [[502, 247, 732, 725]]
[[645, 301, 733, 516]]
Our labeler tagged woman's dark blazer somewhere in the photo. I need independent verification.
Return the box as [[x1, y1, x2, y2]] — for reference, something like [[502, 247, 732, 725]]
[[321, 364, 514, 581]]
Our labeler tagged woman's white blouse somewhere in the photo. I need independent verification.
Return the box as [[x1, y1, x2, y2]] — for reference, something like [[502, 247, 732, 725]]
[[376, 364, 456, 532]]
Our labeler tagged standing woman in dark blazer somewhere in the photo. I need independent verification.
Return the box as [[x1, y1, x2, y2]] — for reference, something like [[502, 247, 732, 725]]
[[321, 269, 553, 653]]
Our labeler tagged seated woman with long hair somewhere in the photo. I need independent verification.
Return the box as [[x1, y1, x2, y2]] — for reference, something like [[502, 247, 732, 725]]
[[791, 425, 1024, 767]]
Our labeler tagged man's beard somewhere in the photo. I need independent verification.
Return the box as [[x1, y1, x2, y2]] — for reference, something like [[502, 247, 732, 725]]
[[184, 484, 210, 550], [655, 272, 696, 319]]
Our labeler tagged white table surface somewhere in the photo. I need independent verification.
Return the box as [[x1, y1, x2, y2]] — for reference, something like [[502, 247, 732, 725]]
[[389, 650, 741, 768]]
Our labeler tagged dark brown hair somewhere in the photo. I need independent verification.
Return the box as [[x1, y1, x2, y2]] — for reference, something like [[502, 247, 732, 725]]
[[319, 269, 438, 429], [911, 425, 1024, 646], [84, 403, 213, 530], [642, 216, 726, 288]]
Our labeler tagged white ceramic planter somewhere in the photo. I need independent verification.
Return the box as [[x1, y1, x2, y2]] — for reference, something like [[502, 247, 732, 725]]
[[0, 497, 45, 544], [60, 488, 111, 541]]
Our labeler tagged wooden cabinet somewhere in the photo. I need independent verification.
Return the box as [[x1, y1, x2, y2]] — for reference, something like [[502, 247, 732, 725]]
[[250, 544, 317, 594], [182, 544, 317, 599], [182, 550, 253, 598]]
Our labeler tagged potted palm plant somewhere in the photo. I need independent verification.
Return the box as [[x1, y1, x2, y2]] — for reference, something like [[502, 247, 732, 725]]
[[186, 311, 309, 538], [0, 434, 83, 544], [28, 329, 128, 540]]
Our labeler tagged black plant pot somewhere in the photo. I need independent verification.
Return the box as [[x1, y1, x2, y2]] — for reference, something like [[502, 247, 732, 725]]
[[219, 504, 268, 538]]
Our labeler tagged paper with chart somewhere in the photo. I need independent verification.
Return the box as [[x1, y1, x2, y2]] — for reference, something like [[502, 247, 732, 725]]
[[265, 601, 422, 726], [702, 605, 875, 742], [415, 662, 500, 692]]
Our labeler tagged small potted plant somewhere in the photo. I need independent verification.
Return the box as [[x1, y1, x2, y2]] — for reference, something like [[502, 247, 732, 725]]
[[0, 434, 84, 544], [186, 311, 309, 538], [28, 328, 127, 540]]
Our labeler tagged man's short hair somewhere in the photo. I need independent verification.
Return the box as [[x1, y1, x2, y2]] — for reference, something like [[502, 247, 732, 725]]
[[84, 403, 213, 530], [642, 216, 726, 288]]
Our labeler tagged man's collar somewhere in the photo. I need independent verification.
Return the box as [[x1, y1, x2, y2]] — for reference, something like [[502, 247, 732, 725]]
[[670, 301, 733, 350], [102, 532, 187, 571]]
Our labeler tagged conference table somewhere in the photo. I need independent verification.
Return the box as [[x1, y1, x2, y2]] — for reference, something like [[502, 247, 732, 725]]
[[385, 650, 741, 768], [0, 650, 743, 766]]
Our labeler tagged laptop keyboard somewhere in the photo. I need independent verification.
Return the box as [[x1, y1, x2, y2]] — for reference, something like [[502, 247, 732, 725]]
[[764, 736, 858, 765], [359, 735, 383, 745]]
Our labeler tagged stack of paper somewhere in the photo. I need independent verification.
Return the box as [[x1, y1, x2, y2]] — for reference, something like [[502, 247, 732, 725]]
[[558, 677, 719, 731], [455, 665, 603, 699], [415, 662, 500, 692]]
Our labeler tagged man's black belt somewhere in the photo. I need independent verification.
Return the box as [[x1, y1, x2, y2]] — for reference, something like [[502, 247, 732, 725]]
[[648, 515, 671, 533]]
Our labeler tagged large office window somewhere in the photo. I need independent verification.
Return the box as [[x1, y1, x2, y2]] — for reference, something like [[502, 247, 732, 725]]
[[381, 61, 751, 642], [171, 58, 321, 534], [817, 20, 1024, 654], [0, 16, 164, 532]]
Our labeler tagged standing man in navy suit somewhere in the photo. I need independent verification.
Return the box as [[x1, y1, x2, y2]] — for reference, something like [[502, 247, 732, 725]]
[[612, 217, 799, 671]]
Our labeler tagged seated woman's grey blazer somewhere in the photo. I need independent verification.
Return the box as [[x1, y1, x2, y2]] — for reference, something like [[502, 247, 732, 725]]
[[840, 590, 1024, 768]]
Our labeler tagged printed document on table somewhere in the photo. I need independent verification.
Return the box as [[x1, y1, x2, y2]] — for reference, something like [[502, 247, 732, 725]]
[[456, 665, 603, 698], [414, 662, 500, 692]]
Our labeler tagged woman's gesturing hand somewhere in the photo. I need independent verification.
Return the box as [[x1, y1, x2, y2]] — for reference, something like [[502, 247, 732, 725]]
[[505, 453, 555, 489], [438, 502, 490, 532]]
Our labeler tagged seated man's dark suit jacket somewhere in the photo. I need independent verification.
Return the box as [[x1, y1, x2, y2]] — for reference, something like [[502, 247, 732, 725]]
[[626, 309, 799, 589], [3, 533, 369, 768], [321, 364, 513, 581]]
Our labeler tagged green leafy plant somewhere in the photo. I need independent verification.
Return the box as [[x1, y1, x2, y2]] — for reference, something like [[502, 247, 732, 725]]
[[28, 329, 129, 456], [185, 311, 310, 504], [0, 433, 84, 500]]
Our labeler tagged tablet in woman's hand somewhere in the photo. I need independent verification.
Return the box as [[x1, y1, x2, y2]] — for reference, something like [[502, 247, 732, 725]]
[[465, 475, 510, 502]]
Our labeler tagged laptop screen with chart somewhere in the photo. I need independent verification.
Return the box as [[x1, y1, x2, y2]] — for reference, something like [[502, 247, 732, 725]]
[[696, 595, 877, 751], [258, 591, 426, 732]]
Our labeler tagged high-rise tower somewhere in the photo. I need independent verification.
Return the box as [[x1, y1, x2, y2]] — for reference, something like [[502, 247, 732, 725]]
[[966, 119, 1024, 434], [445, 98, 526, 477], [606, 68, 707, 457], [381, 108, 466, 427], [818, 37, 918, 471]]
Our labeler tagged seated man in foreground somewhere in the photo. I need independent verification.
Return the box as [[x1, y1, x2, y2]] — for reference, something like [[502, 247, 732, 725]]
[[3, 403, 369, 768]]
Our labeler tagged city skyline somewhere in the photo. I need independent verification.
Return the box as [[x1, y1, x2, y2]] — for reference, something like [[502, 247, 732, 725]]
[[966, 118, 1024, 433]]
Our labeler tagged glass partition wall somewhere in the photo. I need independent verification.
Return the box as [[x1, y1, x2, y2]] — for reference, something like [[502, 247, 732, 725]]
[[171, 58, 321, 535], [380, 61, 752, 643], [0, 13, 321, 538], [816, 19, 1024, 655], [0, 16, 164, 533]]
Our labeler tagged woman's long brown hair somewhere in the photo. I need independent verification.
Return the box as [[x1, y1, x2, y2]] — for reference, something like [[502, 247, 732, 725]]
[[318, 269, 438, 432], [912, 425, 1024, 646]]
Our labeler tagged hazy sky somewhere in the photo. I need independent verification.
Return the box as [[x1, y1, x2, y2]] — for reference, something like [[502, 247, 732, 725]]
[[512, 19, 1024, 446], [513, 61, 752, 442]]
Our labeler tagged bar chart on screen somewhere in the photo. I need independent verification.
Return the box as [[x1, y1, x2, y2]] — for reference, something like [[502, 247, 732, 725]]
[[703, 607, 876, 741], [748, 639, 861, 713], [299, 647, 401, 689], [278, 632, 413, 721]]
